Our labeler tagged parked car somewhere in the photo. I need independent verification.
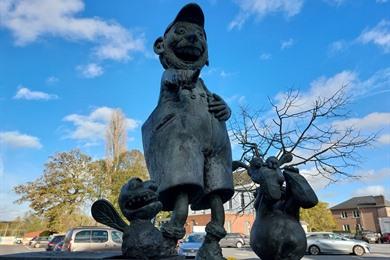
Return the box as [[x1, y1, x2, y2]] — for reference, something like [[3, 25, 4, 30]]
[[53, 241, 64, 252], [355, 231, 381, 243], [178, 233, 205, 258], [307, 232, 370, 256], [381, 233, 390, 243], [219, 233, 249, 248], [62, 226, 123, 252], [28, 236, 37, 246], [46, 234, 65, 251], [30, 236, 49, 248]]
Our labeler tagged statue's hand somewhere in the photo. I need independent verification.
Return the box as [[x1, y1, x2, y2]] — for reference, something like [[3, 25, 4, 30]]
[[162, 69, 200, 91], [208, 93, 231, 121]]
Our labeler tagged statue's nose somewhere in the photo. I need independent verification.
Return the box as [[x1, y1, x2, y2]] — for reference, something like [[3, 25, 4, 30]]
[[186, 33, 198, 43]]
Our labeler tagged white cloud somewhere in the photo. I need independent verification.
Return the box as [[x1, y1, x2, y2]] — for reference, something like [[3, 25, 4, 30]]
[[63, 107, 139, 142], [260, 52, 272, 60], [378, 134, 390, 145], [45, 76, 59, 85], [13, 87, 58, 100], [358, 20, 390, 53], [328, 40, 348, 55], [229, 0, 304, 30], [274, 68, 390, 113], [77, 63, 104, 78], [323, 0, 347, 6], [376, 0, 388, 4], [300, 167, 332, 191], [333, 112, 390, 132], [353, 185, 385, 197], [0, 0, 145, 61], [0, 131, 42, 149], [281, 38, 294, 50]]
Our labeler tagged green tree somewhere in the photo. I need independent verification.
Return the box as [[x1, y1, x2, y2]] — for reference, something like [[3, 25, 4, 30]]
[[14, 149, 94, 232], [300, 202, 337, 232]]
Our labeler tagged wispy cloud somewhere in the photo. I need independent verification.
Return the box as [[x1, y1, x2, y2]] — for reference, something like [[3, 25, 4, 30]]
[[328, 40, 348, 55], [13, 87, 58, 100], [77, 63, 104, 78], [63, 106, 139, 142], [378, 134, 390, 145], [333, 112, 390, 132], [229, 0, 304, 30], [358, 20, 390, 53], [274, 68, 390, 114], [281, 38, 294, 50], [0, 0, 145, 61], [45, 76, 59, 85], [323, 0, 347, 6], [0, 131, 42, 149], [260, 52, 272, 60], [353, 185, 386, 197]]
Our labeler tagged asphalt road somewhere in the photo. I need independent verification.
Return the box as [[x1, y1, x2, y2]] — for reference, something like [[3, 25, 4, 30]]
[[0, 244, 389, 259]]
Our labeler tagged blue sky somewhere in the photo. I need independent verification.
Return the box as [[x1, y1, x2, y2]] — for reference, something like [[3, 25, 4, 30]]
[[0, 0, 389, 221]]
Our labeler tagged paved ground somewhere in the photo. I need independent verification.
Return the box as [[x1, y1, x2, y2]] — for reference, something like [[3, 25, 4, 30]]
[[0, 244, 389, 259]]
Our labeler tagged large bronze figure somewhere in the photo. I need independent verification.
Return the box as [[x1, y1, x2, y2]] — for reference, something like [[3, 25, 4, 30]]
[[142, 3, 233, 259]]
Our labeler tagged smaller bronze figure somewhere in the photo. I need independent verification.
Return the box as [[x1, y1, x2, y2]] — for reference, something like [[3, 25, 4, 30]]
[[91, 178, 168, 259], [233, 153, 318, 260]]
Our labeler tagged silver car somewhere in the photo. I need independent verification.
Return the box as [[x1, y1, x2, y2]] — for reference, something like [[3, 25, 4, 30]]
[[62, 226, 122, 252], [307, 232, 370, 256]]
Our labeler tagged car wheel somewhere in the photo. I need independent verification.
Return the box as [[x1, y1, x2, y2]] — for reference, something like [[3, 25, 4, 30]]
[[236, 241, 243, 248], [353, 245, 365, 256], [309, 245, 320, 255]]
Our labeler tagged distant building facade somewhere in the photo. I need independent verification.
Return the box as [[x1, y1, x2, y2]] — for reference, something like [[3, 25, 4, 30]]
[[330, 195, 390, 233], [186, 182, 256, 235]]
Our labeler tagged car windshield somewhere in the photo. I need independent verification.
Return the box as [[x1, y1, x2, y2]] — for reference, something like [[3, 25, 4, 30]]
[[186, 234, 204, 243]]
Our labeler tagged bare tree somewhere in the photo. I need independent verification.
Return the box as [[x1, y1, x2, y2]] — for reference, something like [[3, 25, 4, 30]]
[[105, 109, 127, 180], [230, 85, 376, 187]]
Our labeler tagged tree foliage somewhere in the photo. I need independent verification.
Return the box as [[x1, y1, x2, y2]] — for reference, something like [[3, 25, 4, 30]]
[[14, 149, 94, 231], [300, 202, 337, 232]]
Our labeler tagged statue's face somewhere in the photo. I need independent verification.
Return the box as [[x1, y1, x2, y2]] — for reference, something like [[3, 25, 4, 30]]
[[155, 22, 208, 70]]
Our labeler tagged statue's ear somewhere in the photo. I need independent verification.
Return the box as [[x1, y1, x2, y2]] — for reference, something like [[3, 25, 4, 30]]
[[154, 37, 164, 55]]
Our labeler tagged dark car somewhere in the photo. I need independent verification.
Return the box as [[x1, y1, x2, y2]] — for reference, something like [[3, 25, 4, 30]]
[[219, 233, 249, 248], [46, 235, 65, 251], [381, 233, 390, 243], [54, 241, 64, 252]]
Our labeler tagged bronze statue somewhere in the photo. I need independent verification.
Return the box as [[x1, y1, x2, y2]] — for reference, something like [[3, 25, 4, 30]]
[[142, 3, 233, 259], [234, 154, 318, 260]]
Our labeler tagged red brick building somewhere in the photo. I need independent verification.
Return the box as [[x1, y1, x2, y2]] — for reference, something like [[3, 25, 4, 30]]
[[185, 212, 255, 235], [330, 195, 390, 233]]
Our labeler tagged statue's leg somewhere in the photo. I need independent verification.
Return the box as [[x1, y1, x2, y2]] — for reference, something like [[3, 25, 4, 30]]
[[160, 191, 188, 257], [196, 193, 226, 260]]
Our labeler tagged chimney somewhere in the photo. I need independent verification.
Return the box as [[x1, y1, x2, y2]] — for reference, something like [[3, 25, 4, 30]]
[[374, 195, 385, 205]]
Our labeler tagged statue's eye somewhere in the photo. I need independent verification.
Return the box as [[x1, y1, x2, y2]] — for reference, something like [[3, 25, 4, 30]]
[[175, 27, 186, 35]]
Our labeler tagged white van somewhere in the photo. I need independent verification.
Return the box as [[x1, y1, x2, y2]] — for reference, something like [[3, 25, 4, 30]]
[[62, 226, 122, 252]]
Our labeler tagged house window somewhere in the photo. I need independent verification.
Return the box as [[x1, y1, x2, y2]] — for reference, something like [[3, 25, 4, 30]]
[[356, 224, 362, 231], [225, 221, 231, 233], [341, 211, 348, 219], [241, 193, 245, 210], [342, 224, 350, 232], [353, 210, 360, 218]]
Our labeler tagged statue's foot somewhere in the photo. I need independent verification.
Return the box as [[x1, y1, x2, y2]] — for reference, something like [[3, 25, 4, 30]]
[[160, 223, 186, 258], [196, 239, 225, 260], [196, 221, 226, 260]]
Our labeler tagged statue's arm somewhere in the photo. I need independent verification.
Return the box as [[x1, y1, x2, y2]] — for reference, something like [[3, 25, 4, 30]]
[[199, 79, 231, 121], [283, 167, 318, 209]]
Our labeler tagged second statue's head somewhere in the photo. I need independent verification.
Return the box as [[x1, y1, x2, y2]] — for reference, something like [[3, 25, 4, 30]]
[[154, 3, 209, 70]]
